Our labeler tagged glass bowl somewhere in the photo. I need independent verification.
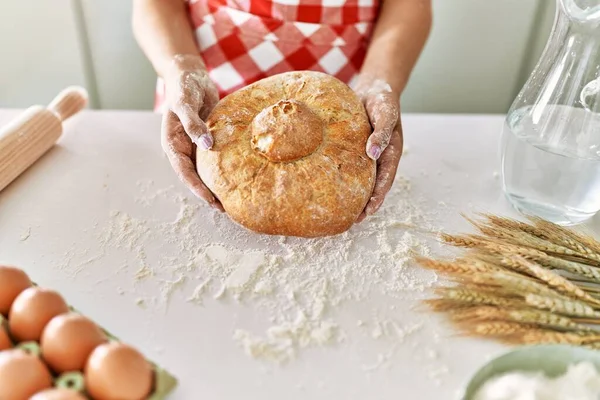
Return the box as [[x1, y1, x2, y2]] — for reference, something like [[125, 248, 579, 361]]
[[461, 345, 600, 399]]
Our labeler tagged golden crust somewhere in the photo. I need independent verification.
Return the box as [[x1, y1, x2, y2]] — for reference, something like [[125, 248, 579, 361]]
[[197, 71, 376, 237]]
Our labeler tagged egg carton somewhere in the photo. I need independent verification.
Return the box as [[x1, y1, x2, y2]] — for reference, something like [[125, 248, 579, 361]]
[[0, 299, 178, 399]]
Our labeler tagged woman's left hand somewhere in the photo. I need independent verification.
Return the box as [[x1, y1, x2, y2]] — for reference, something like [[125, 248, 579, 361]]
[[354, 79, 403, 222]]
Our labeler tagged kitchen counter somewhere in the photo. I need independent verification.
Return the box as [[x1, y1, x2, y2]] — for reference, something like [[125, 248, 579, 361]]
[[0, 110, 566, 399]]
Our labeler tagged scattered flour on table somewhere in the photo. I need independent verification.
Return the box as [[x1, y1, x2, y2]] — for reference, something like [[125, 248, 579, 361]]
[[19, 227, 31, 242], [67, 175, 443, 366]]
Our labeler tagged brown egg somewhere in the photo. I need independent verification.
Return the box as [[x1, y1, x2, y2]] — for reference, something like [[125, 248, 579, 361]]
[[85, 343, 153, 400], [30, 388, 87, 400], [0, 265, 31, 315], [0, 349, 52, 400], [9, 287, 69, 342], [0, 324, 12, 350], [41, 313, 107, 373]]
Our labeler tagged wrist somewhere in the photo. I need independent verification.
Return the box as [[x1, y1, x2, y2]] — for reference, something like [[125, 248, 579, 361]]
[[354, 74, 400, 101], [170, 54, 207, 73]]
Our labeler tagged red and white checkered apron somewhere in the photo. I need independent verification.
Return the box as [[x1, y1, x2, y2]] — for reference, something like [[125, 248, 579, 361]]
[[154, 0, 379, 112]]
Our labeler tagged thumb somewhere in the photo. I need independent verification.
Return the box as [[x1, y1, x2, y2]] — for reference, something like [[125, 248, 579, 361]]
[[364, 93, 399, 160], [366, 122, 395, 160], [173, 104, 214, 150]]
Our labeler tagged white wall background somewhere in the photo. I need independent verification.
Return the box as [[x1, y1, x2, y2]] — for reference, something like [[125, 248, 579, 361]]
[[0, 0, 556, 113]]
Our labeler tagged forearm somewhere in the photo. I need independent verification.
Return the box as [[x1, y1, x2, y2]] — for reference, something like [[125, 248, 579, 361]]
[[132, 0, 202, 77], [360, 0, 432, 95]]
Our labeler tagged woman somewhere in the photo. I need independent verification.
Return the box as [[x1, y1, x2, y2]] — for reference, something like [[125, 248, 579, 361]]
[[133, 0, 431, 221]]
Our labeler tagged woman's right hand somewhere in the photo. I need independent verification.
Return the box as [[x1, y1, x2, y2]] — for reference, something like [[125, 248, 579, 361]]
[[161, 54, 223, 211]]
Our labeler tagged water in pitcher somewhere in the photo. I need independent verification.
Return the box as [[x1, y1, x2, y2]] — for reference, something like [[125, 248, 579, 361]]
[[501, 105, 600, 225]]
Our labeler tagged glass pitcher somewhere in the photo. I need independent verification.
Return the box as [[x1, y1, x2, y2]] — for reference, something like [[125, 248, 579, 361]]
[[501, 0, 600, 225]]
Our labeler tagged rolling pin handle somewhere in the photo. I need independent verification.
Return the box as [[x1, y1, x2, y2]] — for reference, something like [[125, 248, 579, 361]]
[[47, 86, 89, 122]]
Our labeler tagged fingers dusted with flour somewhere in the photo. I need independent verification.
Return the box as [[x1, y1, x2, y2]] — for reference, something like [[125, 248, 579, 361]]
[[158, 55, 223, 209], [132, 1, 223, 210], [161, 110, 224, 211], [165, 55, 219, 150], [368, 122, 403, 215], [356, 120, 403, 223], [352, 0, 431, 221], [355, 79, 400, 161], [354, 77, 403, 222]]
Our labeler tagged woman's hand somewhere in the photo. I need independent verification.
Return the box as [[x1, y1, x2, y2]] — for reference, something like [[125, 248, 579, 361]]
[[355, 78, 403, 222], [350, 0, 431, 222], [161, 54, 223, 210]]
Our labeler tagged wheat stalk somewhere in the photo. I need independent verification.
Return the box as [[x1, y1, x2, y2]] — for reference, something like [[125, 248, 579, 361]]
[[450, 306, 506, 321], [478, 242, 600, 283], [440, 233, 488, 248], [508, 256, 600, 307], [458, 256, 508, 274], [457, 322, 600, 344], [504, 329, 600, 345], [504, 309, 591, 331], [423, 213, 600, 349], [415, 256, 502, 275], [479, 213, 600, 265], [464, 252, 533, 276], [575, 281, 600, 295], [468, 217, 592, 262], [533, 221, 599, 257], [538, 257, 600, 283], [458, 283, 523, 299], [529, 216, 600, 259], [525, 293, 600, 319], [444, 233, 600, 281], [457, 321, 538, 337], [450, 306, 590, 331], [465, 254, 600, 297], [584, 341, 600, 350], [465, 270, 565, 300], [444, 229, 600, 278], [431, 288, 525, 308], [480, 213, 551, 240], [465, 216, 576, 256], [424, 299, 475, 312]]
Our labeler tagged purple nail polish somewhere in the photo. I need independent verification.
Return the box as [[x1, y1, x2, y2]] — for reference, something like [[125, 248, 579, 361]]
[[368, 145, 382, 160], [198, 134, 213, 150]]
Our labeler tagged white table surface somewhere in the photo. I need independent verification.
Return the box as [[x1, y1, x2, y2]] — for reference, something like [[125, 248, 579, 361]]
[[1, 110, 589, 399]]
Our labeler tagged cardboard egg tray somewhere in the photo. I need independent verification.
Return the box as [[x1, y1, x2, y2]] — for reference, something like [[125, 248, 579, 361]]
[[0, 285, 177, 399]]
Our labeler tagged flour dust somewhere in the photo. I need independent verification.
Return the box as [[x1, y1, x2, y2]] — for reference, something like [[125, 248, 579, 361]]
[[60, 174, 444, 369]]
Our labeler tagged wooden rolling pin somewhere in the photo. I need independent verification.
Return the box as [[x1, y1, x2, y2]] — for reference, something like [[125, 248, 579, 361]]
[[0, 86, 88, 192]]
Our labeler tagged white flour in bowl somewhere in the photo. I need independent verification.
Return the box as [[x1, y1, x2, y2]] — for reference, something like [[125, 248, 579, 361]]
[[473, 362, 600, 400]]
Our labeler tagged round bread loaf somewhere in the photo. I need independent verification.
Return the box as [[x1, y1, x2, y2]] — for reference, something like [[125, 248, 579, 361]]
[[197, 71, 376, 237]]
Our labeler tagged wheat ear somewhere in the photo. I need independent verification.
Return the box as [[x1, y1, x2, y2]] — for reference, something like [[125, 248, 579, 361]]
[[457, 321, 538, 337], [424, 299, 475, 312], [525, 293, 600, 319], [529, 216, 600, 259], [477, 242, 600, 283], [457, 256, 507, 273], [415, 256, 502, 275], [505, 330, 600, 345], [450, 306, 590, 331], [464, 215, 585, 259], [464, 252, 533, 276], [480, 213, 551, 240], [465, 270, 564, 299], [440, 233, 489, 248], [434, 287, 525, 308], [481, 214, 600, 265], [535, 221, 600, 258], [538, 256, 600, 283], [584, 341, 600, 350], [509, 256, 600, 307]]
